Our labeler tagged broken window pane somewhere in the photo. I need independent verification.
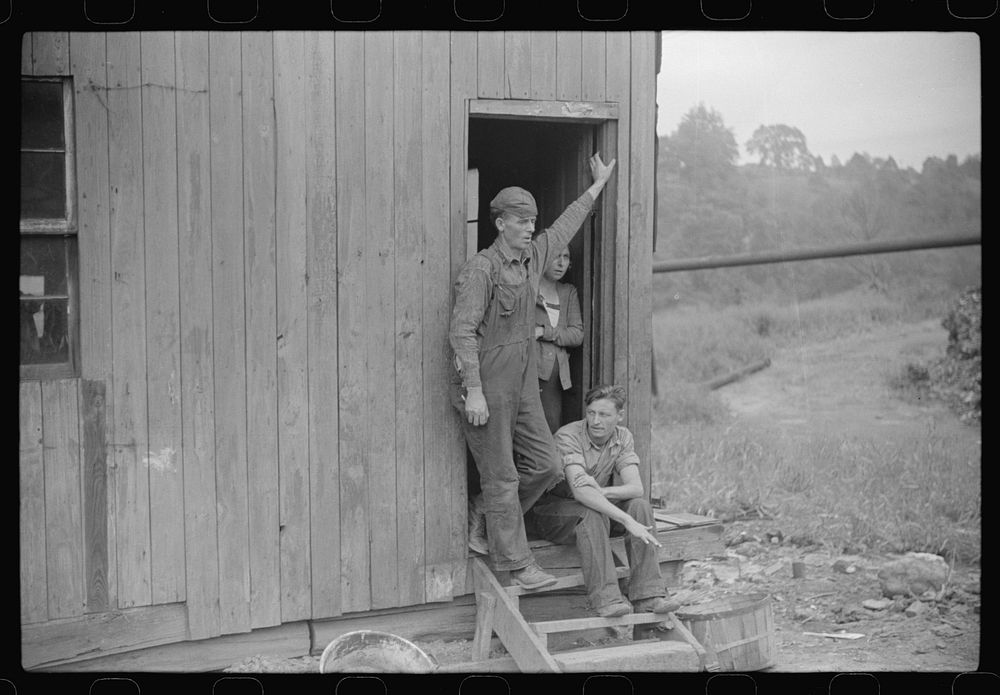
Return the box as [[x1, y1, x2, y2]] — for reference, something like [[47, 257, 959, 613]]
[[20, 298, 70, 365], [21, 81, 64, 150], [20, 236, 68, 296], [21, 151, 67, 219]]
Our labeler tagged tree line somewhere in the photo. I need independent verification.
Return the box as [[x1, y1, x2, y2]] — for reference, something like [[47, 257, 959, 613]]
[[655, 104, 981, 307]]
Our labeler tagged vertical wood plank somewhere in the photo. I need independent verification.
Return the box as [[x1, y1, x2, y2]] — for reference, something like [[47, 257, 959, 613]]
[[304, 30, 341, 620], [424, 30, 463, 603], [71, 32, 117, 608], [209, 30, 251, 634], [241, 31, 281, 630], [503, 31, 530, 99], [20, 382, 47, 624], [274, 30, 311, 623], [43, 380, 85, 619], [629, 32, 656, 487], [447, 30, 478, 595], [556, 31, 582, 101], [393, 30, 425, 609], [81, 380, 109, 613], [107, 31, 152, 609], [365, 31, 398, 611], [335, 30, 371, 614], [140, 31, 185, 607], [32, 31, 69, 74], [176, 30, 221, 641], [582, 32, 607, 102], [477, 31, 503, 99], [529, 32, 556, 101], [21, 32, 33, 74], [606, 32, 631, 396]]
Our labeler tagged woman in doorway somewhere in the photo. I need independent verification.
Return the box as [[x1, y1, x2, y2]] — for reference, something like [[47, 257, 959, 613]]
[[535, 246, 584, 433]]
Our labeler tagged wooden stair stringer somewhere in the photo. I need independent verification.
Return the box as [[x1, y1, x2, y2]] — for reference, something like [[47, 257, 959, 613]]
[[471, 558, 561, 673]]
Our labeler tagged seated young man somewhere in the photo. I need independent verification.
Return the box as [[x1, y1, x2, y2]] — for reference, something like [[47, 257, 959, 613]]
[[524, 384, 682, 617]]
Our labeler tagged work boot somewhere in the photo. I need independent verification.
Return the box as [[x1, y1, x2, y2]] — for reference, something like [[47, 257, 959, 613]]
[[632, 595, 681, 614], [467, 498, 488, 555], [510, 561, 558, 590], [596, 598, 632, 618]]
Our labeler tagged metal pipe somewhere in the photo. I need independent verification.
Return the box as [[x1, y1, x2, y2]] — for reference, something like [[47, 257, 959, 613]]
[[651, 235, 981, 274]]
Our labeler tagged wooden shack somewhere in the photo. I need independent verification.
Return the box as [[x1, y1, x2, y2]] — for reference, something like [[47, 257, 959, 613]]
[[18, 30, 663, 669]]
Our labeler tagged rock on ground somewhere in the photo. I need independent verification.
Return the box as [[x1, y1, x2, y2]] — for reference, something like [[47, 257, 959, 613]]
[[877, 553, 949, 598]]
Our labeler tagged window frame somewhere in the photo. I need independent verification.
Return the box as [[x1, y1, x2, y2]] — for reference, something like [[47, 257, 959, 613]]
[[20, 76, 80, 381]]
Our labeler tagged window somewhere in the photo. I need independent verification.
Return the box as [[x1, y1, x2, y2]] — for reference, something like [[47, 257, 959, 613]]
[[20, 77, 79, 380]]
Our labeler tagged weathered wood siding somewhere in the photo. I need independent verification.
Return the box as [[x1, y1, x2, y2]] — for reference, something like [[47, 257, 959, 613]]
[[19, 30, 656, 648]]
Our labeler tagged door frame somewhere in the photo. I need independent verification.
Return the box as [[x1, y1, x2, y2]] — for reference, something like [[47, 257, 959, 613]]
[[465, 98, 621, 405]]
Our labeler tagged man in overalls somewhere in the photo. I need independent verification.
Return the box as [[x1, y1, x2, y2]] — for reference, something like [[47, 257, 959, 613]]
[[449, 153, 616, 588]]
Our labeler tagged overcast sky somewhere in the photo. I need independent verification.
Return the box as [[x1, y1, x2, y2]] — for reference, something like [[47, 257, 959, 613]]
[[657, 31, 981, 171]]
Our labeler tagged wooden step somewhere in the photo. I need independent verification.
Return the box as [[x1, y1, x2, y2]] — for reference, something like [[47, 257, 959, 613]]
[[530, 611, 673, 636], [504, 566, 630, 597], [553, 639, 700, 672]]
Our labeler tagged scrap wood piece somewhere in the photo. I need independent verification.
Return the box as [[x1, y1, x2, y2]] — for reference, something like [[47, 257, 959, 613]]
[[666, 612, 710, 672], [802, 631, 865, 640], [704, 358, 772, 391], [471, 558, 560, 673]]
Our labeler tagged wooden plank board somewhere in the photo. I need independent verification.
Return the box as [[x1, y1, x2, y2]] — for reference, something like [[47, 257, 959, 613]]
[[365, 30, 399, 611], [21, 603, 189, 670], [335, 30, 372, 614], [71, 33, 117, 608], [504, 31, 531, 98], [477, 31, 504, 98], [554, 640, 699, 672], [273, 30, 311, 625], [628, 32, 657, 485], [529, 32, 557, 100], [655, 524, 725, 563], [40, 620, 310, 673], [175, 30, 221, 641], [531, 611, 673, 635], [606, 32, 631, 403], [581, 32, 607, 102], [19, 381, 47, 624], [465, 167, 479, 259], [470, 99, 618, 122], [208, 30, 251, 634], [21, 32, 32, 74], [140, 30, 185, 607], [31, 31, 69, 74], [556, 31, 583, 101], [81, 380, 109, 613], [654, 511, 719, 527], [471, 559, 560, 673], [42, 380, 85, 619], [241, 30, 281, 630], [446, 29, 478, 595], [424, 30, 464, 603], [107, 31, 152, 609], [304, 30, 341, 620], [393, 30, 426, 609]]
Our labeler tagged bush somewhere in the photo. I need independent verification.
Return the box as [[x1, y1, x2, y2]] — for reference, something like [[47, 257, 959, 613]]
[[929, 286, 981, 424]]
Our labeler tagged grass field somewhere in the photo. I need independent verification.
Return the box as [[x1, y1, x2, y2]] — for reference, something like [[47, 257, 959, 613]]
[[648, 286, 981, 564]]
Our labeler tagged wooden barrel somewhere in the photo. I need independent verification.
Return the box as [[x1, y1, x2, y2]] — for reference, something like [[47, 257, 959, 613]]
[[674, 594, 775, 671]]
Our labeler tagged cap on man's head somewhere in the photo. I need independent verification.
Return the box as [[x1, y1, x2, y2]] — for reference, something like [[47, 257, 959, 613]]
[[490, 186, 537, 219]]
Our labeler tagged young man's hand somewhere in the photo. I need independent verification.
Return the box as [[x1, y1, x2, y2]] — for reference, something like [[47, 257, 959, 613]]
[[622, 517, 662, 548], [569, 470, 602, 492], [589, 153, 617, 187], [464, 388, 489, 426]]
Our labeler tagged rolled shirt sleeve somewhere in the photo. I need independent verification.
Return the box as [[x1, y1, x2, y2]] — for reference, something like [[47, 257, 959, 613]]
[[613, 428, 641, 475], [448, 259, 492, 389], [555, 426, 587, 473]]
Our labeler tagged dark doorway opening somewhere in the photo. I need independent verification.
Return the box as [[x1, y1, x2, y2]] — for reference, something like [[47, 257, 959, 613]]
[[465, 115, 612, 502]]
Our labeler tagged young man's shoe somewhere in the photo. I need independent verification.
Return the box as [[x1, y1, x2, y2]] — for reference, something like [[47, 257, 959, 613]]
[[510, 562, 557, 590], [467, 499, 488, 555], [632, 596, 681, 614], [596, 598, 633, 618]]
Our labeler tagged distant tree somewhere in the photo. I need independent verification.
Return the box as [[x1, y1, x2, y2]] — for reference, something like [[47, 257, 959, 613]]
[[661, 103, 739, 188], [745, 124, 814, 170], [829, 154, 842, 169], [959, 154, 981, 180], [839, 180, 892, 293]]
